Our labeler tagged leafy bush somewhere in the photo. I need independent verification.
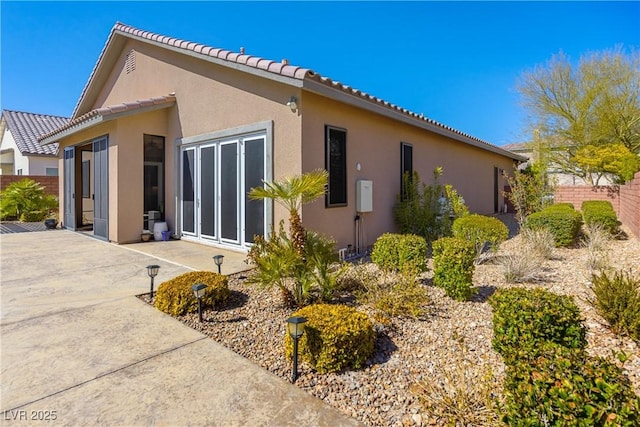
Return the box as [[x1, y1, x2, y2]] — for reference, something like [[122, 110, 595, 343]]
[[520, 227, 555, 260], [155, 271, 229, 316], [370, 233, 428, 274], [356, 268, 430, 318], [582, 200, 619, 235], [489, 288, 586, 363], [452, 214, 508, 261], [589, 270, 640, 342], [504, 165, 555, 226], [503, 342, 640, 426], [545, 202, 575, 210], [0, 178, 58, 220], [525, 205, 583, 247], [284, 304, 375, 373], [20, 210, 47, 222], [432, 237, 476, 301], [394, 168, 467, 243]]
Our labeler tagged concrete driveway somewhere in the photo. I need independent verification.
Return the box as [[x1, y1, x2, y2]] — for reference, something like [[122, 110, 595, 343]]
[[0, 230, 361, 426]]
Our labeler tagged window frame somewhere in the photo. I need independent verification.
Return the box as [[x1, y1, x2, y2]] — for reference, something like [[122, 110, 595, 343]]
[[325, 125, 348, 207]]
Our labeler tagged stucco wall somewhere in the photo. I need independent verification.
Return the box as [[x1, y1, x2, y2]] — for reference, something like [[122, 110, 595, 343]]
[[301, 92, 516, 249]]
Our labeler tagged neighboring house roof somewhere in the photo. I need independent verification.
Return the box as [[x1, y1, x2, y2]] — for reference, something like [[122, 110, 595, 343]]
[[39, 95, 176, 144], [502, 142, 531, 153], [1, 110, 69, 156], [49, 22, 526, 162]]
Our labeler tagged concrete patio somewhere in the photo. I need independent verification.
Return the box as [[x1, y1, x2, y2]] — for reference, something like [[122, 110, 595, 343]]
[[0, 230, 362, 426]]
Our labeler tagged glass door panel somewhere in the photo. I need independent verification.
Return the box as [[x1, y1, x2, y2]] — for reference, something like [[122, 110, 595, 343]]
[[200, 145, 216, 238], [220, 142, 239, 242], [244, 137, 265, 244], [182, 148, 196, 235]]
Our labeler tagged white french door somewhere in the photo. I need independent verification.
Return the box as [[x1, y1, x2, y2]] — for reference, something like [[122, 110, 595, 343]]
[[180, 133, 266, 249]]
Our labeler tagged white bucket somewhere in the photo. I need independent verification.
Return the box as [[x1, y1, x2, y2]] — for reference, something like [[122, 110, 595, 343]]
[[153, 222, 168, 241]]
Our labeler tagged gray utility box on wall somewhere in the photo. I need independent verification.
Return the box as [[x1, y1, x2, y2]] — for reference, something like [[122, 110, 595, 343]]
[[356, 180, 373, 212]]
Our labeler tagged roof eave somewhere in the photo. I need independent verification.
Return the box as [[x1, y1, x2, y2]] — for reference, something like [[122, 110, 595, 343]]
[[302, 79, 526, 162]]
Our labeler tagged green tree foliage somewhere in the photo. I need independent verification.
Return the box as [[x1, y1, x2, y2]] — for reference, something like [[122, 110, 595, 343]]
[[573, 143, 640, 184], [504, 165, 554, 226], [0, 178, 58, 221], [518, 47, 640, 185]]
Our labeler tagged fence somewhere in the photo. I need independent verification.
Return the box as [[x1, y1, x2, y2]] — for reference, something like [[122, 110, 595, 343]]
[[553, 171, 640, 238], [0, 175, 59, 196]]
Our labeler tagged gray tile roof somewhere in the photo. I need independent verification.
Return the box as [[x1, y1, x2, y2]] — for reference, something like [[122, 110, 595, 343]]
[[2, 110, 68, 155]]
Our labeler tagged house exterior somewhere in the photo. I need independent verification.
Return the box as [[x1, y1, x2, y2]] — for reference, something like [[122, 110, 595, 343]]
[[0, 110, 68, 176], [40, 22, 524, 251]]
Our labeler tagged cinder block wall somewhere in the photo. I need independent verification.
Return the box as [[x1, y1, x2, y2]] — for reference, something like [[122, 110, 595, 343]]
[[619, 171, 640, 238], [0, 175, 59, 196], [554, 185, 621, 214]]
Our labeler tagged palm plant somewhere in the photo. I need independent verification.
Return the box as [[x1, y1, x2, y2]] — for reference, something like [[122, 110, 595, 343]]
[[0, 178, 57, 221], [249, 169, 328, 258]]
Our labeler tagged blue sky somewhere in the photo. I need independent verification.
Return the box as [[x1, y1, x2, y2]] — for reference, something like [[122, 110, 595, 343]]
[[1, 1, 638, 147]]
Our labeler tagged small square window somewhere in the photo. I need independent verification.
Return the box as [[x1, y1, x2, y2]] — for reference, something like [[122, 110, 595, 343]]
[[45, 168, 58, 176]]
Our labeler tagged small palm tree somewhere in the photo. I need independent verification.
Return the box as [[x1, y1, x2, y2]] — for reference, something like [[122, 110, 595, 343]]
[[0, 178, 54, 220], [249, 169, 328, 257]]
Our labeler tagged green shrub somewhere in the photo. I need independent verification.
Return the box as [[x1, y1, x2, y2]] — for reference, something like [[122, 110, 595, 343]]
[[503, 342, 640, 426], [525, 206, 583, 247], [155, 271, 229, 316], [356, 269, 430, 318], [371, 233, 428, 274], [590, 270, 640, 342], [0, 178, 58, 220], [284, 304, 375, 373], [19, 210, 47, 222], [582, 200, 619, 235], [432, 237, 476, 301], [545, 202, 575, 210], [452, 214, 508, 260], [489, 288, 586, 363]]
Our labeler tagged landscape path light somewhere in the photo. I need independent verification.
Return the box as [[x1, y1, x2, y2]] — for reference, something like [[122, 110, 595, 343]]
[[286, 316, 307, 382], [146, 265, 160, 300], [213, 255, 224, 274], [192, 283, 207, 323]]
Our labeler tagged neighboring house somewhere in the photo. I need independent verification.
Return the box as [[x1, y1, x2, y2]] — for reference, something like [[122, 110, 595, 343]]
[[502, 141, 615, 186], [0, 110, 69, 176], [40, 22, 525, 250]]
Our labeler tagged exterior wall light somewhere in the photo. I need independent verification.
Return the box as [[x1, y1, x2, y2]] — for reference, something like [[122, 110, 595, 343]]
[[212, 255, 224, 274], [286, 96, 298, 113], [286, 316, 307, 382], [192, 283, 207, 323], [146, 265, 160, 300]]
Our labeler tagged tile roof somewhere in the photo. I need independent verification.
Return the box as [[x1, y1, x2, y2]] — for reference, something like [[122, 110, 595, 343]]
[[67, 22, 525, 161], [1, 110, 68, 155], [39, 95, 176, 143]]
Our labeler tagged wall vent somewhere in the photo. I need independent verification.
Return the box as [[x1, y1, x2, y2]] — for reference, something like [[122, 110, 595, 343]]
[[125, 50, 136, 74]]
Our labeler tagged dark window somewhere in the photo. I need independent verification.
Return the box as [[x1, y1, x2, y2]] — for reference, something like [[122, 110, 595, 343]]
[[144, 134, 165, 218], [82, 161, 90, 198], [325, 126, 347, 207], [401, 142, 413, 200]]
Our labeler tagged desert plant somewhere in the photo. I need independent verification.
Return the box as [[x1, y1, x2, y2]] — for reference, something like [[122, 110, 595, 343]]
[[520, 227, 555, 260], [452, 214, 509, 262], [0, 178, 58, 221], [154, 271, 229, 316], [370, 233, 428, 274], [284, 304, 375, 373], [356, 268, 430, 318], [490, 288, 586, 363], [394, 167, 467, 243], [501, 254, 542, 283], [582, 200, 619, 235], [525, 204, 583, 247], [411, 339, 502, 426], [504, 165, 555, 226], [432, 237, 476, 301], [582, 223, 612, 271], [589, 270, 640, 342]]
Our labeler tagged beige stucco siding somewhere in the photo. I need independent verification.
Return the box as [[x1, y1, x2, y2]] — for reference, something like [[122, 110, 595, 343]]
[[300, 92, 514, 249]]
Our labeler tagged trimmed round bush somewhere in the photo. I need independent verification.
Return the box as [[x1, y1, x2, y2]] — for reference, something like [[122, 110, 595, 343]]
[[432, 237, 476, 301], [581, 200, 618, 235], [154, 271, 229, 316], [545, 202, 575, 211], [371, 233, 428, 273], [489, 288, 586, 363], [452, 214, 508, 258], [284, 304, 375, 373], [525, 206, 583, 247]]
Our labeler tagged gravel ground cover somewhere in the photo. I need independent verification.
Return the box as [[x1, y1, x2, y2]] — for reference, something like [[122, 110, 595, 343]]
[[142, 220, 640, 426]]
